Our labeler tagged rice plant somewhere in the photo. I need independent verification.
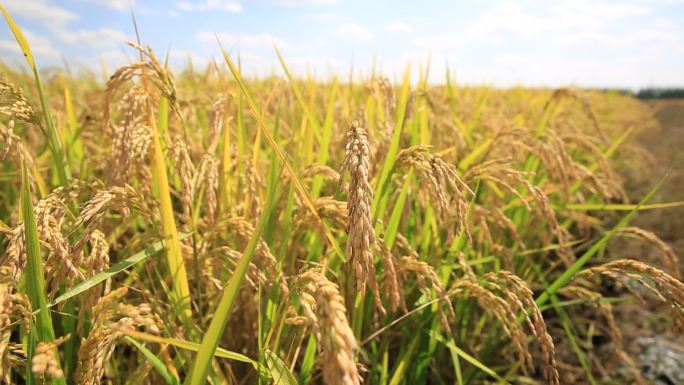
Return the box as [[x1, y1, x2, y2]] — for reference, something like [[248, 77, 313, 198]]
[[1, 8, 683, 385]]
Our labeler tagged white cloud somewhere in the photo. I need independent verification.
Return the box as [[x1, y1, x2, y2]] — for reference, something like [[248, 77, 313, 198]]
[[336, 23, 374, 41], [384, 22, 412, 33], [177, 0, 242, 12], [299, 12, 336, 21], [558, 29, 680, 48], [0, 29, 60, 60], [465, 0, 653, 40], [413, 34, 465, 48], [451, 0, 684, 59], [4, 0, 78, 25], [199, 31, 287, 49], [79, 0, 131, 10], [3, 0, 129, 50], [55, 28, 129, 48], [260, 0, 338, 6]]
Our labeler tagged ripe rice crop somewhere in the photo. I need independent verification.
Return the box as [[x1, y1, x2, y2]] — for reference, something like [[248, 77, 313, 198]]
[[1, 7, 683, 385]]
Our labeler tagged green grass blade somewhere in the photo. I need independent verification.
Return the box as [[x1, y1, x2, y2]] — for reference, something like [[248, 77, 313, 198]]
[[384, 169, 413, 248], [218, 42, 345, 263], [298, 335, 316, 384], [20, 161, 66, 385], [149, 105, 193, 323], [63, 86, 84, 164], [265, 350, 298, 385], [430, 332, 508, 384], [388, 332, 419, 385], [311, 76, 339, 197], [49, 233, 191, 307], [457, 138, 493, 171], [537, 172, 667, 307], [274, 45, 322, 143], [124, 330, 258, 366], [184, 155, 278, 385], [125, 337, 181, 385]]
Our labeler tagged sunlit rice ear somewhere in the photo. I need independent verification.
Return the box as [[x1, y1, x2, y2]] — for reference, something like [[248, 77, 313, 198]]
[[341, 120, 385, 315]]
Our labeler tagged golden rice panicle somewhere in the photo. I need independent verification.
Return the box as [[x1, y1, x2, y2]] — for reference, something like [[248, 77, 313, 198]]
[[0, 267, 32, 384], [239, 159, 262, 219], [35, 196, 83, 301], [0, 76, 36, 124], [576, 259, 684, 332], [79, 230, 111, 334], [209, 92, 229, 143], [370, 76, 396, 129], [200, 154, 219, 226], [0, 119, 13, 160], [301, 164, 342, 185], [397, 255, 453, 332], [73, 185, 154, 255], [293, 197, 348, 240], [341, 120, 384, 314], [31, 334, 70, 380], [463, 158, 574, 265], [110, 87, 152, 185], [1, 226, 25, 282], [298, 271, 361, 385], [375, 237, 402, 312], [74, 288, 160, 385], [450, 279, 532, 371], [395, 145, 473, 237], [485, 271, 559, 385], [617, 227, 680, 280], [226, 217, 288, 295], [171, 138, 197, 221]]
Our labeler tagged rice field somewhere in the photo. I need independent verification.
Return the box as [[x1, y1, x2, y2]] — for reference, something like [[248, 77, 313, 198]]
[[1, 7, 683, 385]]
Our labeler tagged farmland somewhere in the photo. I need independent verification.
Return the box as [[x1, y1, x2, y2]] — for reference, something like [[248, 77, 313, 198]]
[[1, 7, 684, 385]]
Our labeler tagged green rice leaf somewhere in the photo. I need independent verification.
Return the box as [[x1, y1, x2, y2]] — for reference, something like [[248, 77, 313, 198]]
[[125, 337, 181, 385], [50, 233, 191, 307], [20, 161, 66, 385], [265, 350, 298, 385]]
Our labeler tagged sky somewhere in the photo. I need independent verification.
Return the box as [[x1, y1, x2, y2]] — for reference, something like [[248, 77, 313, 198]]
[[1, 0, 683, 88]]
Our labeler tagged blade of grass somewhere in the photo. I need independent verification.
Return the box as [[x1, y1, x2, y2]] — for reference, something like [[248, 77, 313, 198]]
[[125, 337, 181, 385], [218, 40, 344, 263], [20, 161, 66, 385], [311, 76, 339, 197], [388, 332, 419, 385], [184, 153, 278, 385], [274, 45, 322, 144], [49, 233, 191, 307], [430, 332, 508, 384], [148, 104, 193, 323], [63, 86, 83, 164], [384, 169, 413, 248], [124, 330, 258, 367], [537, 172, 668, 307], [264, 350, 298, 385]]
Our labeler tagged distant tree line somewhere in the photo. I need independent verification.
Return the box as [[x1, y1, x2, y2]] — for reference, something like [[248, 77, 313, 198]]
[[634, 88, 684, 99]]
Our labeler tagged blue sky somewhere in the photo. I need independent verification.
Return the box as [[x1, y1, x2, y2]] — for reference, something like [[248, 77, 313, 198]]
[[1, 0, 683, 88]]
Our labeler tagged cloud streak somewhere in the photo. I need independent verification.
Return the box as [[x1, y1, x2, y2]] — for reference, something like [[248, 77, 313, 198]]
[[177, 0, 243, 12]]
